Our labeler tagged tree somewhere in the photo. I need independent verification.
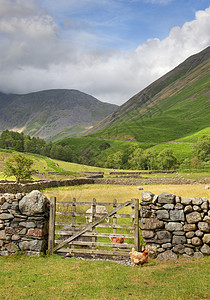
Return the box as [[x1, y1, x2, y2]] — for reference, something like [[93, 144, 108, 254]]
[[194, 135, 210, 162], [157, 149, 177, 170], [128, 148, 146, 170], [4, 153, 36, 183], [105, 151, 124, 169], [144, 149, 158, 170]]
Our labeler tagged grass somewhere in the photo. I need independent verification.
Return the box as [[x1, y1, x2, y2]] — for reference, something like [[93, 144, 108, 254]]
[[42, 184, 210, 204], [89, 61, 210, 143], [175, 127, 210, 143], [0, 254, 209, 300]]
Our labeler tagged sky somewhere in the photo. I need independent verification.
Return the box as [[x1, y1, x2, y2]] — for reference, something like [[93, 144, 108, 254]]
[[0, 0, 210, 105]]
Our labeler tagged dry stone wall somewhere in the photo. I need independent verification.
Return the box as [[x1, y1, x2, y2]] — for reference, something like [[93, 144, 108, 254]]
[[0, 190, 49, 256], [140, 191, 210, 260]]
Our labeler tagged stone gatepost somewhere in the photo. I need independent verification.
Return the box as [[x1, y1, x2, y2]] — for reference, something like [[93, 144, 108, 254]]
[[0, 190, 50, 256]]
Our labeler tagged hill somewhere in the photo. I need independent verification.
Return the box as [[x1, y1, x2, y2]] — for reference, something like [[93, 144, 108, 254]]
[[87, 47, 210, 143], [0, 89, 118, 141]]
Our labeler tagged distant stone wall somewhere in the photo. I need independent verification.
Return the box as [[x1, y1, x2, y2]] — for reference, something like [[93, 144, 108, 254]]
[[140, 191, 210, 260], [0, 190, 49, 256], [0, 178, 209, 194], [94, 177, 210, 185], [0, 178, 95, 194]]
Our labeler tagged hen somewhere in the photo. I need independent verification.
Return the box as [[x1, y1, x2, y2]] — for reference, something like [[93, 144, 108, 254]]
[[129, 248, 148, 266], [110, 237, 125, 244]]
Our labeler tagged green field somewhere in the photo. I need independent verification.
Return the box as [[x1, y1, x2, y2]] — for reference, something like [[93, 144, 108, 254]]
[[0, 255, 209, 300]]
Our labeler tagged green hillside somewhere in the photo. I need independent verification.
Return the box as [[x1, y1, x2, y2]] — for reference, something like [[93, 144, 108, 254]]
[[55, 137, 152, 167], [88, 47, 210, 143]]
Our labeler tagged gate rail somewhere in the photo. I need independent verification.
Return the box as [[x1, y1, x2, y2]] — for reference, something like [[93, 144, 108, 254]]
[[48, 197, 140, 257]]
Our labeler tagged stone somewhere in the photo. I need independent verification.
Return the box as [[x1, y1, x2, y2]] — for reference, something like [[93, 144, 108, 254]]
[[187, 239, 192, 244], [140, 218, 164, 230], [141, 230, 154, 239], [202, 234, 210, 244], [194, 252, 204, 258], [181, 198, 192, 205], [165, 222, 183, 232], [185, 248, 194, 256], [175, 196, 181, 203], [184, 205, 193, 213], [156, 231, 171, 243], [19, 241, 30, 250], [173, 231, 185, 236], [157, 250, 177, 260], [0, 224, 4, 229], [19, 190, 49, 216], [198, 222, 210, 233], [0, 213, 14, 220], [192, 237, 202, 246], [25, 251, 40, 257], [156, 210, 169, 220], [0, 250, 9, 256], [200, 244, 210, 255], [12, 234, 20, 241], [191, 197, 203, 206], [169, 210, 184, 221], [141, 191, 154, 202], [183, 254, 191, 258], [1, 202, 10, 210], [0, 197, 6, 205], [19, 222, 36, 228], [205, 185, 210, 190], [163, 204, 174, 210], [184, 224, 197, 231], [152, 195, 159, 205], [138, 187, 144, 190], [27, 228, 43, 237], [145, 244, 158, 259], [186, 212, 202, 224], [173, 244, 185, 254], [195, 230, 203, 237], [162, 243, 172, 249], [158, 193, 175, 204], [5, 242, 18, 253], [19, 228, 27, 235], [201, 202, 209, 211], [186, 231, 195, 238], [157, 248, 165, 253], [172, 235, 186, 245], [175, 203, 184, 210], [0, 230, 6, 239], [193, 205, 201, 212], [29, 240, 45, 251]]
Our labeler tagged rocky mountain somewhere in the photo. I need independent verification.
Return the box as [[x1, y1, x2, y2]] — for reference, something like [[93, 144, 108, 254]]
[[0, 89, 118, 141], [88, 46, 210, 143]]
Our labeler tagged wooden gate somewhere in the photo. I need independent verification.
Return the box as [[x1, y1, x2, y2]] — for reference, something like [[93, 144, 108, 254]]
[[48, 197, 140, 257]]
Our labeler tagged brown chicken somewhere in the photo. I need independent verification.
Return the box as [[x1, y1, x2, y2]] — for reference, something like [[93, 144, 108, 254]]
[[129, 248, 148, 266], [110, 237, 125, 244]]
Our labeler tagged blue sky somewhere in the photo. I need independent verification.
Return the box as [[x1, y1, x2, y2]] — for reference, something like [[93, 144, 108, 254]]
[[40, 0, 210, 49], [0, 0, 209, 104]]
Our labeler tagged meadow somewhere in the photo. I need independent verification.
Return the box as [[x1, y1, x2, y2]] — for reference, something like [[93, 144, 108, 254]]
[[42, 184, 210, 203], [0, 254, 209, 300]]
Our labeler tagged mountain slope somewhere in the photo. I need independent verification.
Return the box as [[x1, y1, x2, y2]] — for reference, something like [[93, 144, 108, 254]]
[[88, 47, 210, 143], [0, 89, 118, 141]]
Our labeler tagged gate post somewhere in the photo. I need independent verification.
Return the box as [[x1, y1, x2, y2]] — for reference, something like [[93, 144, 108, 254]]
[[133, 198, 140, 252], [48, 197, 56, 254]]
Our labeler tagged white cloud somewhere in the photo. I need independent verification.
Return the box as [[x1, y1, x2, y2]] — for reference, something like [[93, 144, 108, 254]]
[[0, 0, 209, 105]]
